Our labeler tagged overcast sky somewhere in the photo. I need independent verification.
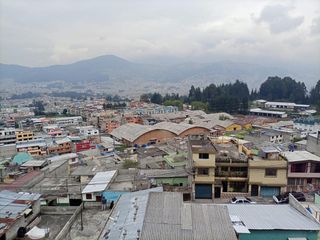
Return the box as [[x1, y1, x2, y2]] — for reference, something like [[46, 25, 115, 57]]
[[0, 0, 319, 70]]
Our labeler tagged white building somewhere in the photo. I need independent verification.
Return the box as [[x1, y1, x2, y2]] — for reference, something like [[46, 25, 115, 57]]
[[249, 108, 287, 118], [82, 170, 118, 202], [265, 101, 310, 111], [52, 116, 83, 127], [294, 118, 320, 134], [0, 128, 16, 145], [76, 126, 99, 137]]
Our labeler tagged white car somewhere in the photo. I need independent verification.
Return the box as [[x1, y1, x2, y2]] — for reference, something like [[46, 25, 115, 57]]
[[231, 197, 256, 204]]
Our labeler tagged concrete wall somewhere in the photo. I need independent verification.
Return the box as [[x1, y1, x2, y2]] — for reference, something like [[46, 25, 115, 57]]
[[54, 204, 83, 240], [193, 153, 215, 167], [307, 134, 320, 157], [248, 160, 287, 186], [155, 177, 188, 186]]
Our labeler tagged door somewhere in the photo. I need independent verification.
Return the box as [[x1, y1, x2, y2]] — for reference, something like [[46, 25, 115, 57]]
[[260, 186, 280, 197], [251, 185, 259, 196], [214, 187, 221, 198], [222, 181, 228, 192], [195, 184, 212, 199]]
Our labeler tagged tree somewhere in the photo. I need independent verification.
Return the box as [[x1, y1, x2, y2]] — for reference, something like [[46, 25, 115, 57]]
[[150, 93, 163, 104], [62, 109, 68, 115]]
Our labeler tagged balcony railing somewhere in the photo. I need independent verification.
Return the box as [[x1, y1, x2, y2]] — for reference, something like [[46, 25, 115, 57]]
[[215, 171, 247, 178]]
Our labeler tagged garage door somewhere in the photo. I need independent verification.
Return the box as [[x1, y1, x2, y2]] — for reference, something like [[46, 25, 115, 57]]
[[260, 186, 280, 197], [195, 184, 212, 199]]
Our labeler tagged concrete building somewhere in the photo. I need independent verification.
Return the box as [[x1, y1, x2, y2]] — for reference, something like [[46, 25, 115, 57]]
[[47, 138, 72, 155], [281, 150, 320, 192], [213, 141, 249, 197], [265, 101, 310, 111], [52, 116, 83, 127], [249, 108, 287, 118], [15, 130, 34, 142], [247, 146, 287, 197], [82, 170, 117, 202], [0, 190, 41, 240], [0, 128, 16, 145], [188, 135, 216, 200], [16, 139, 47, 156], [76, 126, 99, 137]]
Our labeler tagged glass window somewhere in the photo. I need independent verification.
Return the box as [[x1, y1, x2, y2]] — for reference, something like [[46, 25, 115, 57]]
[[198, 168, 209, 175], [199, 153, 209, 159], [265, 168, 277, 177]]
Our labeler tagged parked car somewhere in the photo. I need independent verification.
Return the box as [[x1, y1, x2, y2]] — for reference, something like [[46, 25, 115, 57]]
[[273, 192, 306, 204], [231, 197, 256, 204]]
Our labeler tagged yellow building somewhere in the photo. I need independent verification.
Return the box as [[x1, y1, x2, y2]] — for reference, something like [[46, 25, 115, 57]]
[[15, 130, 34, 142], [188, 135, 216, 200], [248, 149, 287, 197]]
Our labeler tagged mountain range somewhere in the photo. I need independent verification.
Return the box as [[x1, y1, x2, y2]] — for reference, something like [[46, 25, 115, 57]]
[[0, 55, 317, 90]]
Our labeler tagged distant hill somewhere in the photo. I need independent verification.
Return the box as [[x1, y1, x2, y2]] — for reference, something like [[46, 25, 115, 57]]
[[0, 54, 313, 89]]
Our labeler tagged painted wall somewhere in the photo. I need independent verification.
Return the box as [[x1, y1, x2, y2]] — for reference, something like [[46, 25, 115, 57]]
[[225, 124, 242, 132], [249, 160, 287, 186], [239, 230, 318, 240]]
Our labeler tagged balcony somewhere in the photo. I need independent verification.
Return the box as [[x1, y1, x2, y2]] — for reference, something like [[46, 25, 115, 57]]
[[288, 171, 320, 178], [215, 171, 247, 178]]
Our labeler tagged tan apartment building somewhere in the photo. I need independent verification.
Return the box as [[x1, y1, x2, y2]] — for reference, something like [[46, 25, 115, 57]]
[[15, 130, 34, 142], [188, 135, 216, 200], [248, 146, 287, 196]]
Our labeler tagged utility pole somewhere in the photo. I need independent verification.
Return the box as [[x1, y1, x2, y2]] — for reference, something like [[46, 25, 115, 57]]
[[80, 182, 83, 231]]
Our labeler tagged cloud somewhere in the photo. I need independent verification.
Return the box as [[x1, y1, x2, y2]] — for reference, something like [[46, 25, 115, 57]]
[[255, 5, 304, 34], [311, 17, 320, 35]]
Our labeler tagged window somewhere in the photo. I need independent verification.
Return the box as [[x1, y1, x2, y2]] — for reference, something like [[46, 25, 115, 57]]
[[86, 193, 92, 199], [199, 153, 209, 159], [265, 168, 277, 177], [198, 168, 209, 175]]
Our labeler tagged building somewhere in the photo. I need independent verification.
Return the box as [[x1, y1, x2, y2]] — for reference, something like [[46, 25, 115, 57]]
[[16, 139, 47, 156], [52, 116, 83, 127], [103, 120, 120, 134], [0, 128, 16, 145], [213, 139, 249, 197], [47, 138, 72, 155], [281, 150, 320, 192], [99, 187, 163, 240], [247, 146, 287, 197], [140, 192, 237, 240], [0, 190, 41, 240], [227, 195, 320, 240], [245, 129, 284, 144], [249, 108, 287, 118], [188, 135, 216, 200], [307, 132, 320, 157], [111, 122, 210, 146], [265, 101, 310, 111], [47, 152, 79, 167], [15, 130, 34, 142], [82, 170, 118, 202], [11, 152, 33, 166], [20, 160, 48, 171], [76, 126, 99, 137]]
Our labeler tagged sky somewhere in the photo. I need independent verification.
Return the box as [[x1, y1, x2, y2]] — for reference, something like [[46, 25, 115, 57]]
[[0, 0, 319, 72]]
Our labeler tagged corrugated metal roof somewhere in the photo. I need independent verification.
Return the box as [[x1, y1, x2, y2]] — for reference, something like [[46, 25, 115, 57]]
[[48, 153, 78, 162], [281, 150, 320, 163], [99, 187, 163, 240], [82, 170, 117, 194], [141, 192, 237, 240], [227, 204, 320, 231]]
